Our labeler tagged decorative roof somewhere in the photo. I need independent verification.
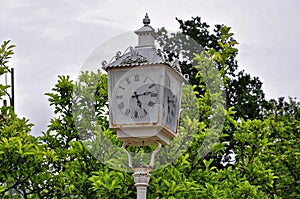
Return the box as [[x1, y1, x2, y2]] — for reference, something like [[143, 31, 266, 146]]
[[102, 14, 186, 80], [102, 46, 182, 73]]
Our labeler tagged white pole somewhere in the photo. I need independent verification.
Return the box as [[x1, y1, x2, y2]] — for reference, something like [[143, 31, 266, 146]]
[[123, 142, 161, 199], [132, 167, 151, 199]]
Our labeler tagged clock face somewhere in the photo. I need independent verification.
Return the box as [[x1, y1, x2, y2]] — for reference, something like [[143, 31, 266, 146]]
[[163, 86, 178, 130], [113, 73, 159, 120], [163, 72, 179, 131]]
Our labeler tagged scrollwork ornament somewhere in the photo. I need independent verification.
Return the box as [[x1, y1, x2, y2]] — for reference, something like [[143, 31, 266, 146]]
[[115, 51, 122, 60], [121, 50, 148, 65], [101, 60, 107, 68]]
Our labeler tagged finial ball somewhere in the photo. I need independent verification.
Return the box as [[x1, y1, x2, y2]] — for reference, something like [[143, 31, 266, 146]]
[[143, 13, 150, 25]]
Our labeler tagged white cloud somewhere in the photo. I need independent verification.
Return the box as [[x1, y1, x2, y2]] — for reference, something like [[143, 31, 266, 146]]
[[41, 26, 73, 41]]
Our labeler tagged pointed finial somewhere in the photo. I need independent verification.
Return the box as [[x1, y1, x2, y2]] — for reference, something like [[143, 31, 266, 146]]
[[143, 13, 150, 25]]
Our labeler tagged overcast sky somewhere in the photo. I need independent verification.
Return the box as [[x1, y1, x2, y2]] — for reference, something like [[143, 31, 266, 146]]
[[1, 0, 299, 135]]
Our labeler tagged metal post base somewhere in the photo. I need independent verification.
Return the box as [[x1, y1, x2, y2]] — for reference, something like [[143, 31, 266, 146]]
[[123, 142, 162, 199], [132, 167, 151, 199]]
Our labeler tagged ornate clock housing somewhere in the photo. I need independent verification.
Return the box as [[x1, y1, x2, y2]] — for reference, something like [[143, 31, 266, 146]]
[[103, 14, 186, 146]]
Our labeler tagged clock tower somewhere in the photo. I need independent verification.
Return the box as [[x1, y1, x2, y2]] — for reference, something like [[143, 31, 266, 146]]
[[103, 13, 187, 146]]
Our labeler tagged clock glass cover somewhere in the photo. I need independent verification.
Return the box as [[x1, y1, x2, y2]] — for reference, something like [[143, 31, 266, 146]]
[[113, 73, 159, 120]]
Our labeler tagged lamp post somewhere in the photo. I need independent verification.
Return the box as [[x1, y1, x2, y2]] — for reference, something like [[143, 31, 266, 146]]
[[8, 68, 15, 110], [3, 67, 15, 111], [103, 14, 186, 199], [123, 142, 161, 199]]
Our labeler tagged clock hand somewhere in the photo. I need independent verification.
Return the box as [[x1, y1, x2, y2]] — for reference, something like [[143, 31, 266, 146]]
[[141, 91, 158, 96], [131, 91, 142, 108], [132, 91, 156, 97], [142, 91, 151, 95], [168, 99, 175, 106], [137, 100, 142, 109]]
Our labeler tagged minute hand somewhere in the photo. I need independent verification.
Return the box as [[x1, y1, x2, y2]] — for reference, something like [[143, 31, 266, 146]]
[[132, 91, 156, 97], [141, 91, 158, 96]]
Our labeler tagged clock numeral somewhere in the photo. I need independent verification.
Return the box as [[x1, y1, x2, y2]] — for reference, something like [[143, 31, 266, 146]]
[[166, 115, 170, 123], [116, 95, 123, 99], [171, 110, 175, 117], [134, 111, 138, 118], [143, 109, 148, 115], [135, 75, 139, 82], [125, 78, 131, 84], [118, 102, 125, 109], [166, 115, 172, 124], [125, 108, 130, 116], [151, 92, 158, 97], [148, 101, 155, 107], [143, 76, 148, 83], [119, 86, 125, 90], [148, 84, 155, 89]]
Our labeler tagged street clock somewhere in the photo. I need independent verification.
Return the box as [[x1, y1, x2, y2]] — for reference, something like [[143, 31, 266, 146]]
[[103, 14, 187, 146]]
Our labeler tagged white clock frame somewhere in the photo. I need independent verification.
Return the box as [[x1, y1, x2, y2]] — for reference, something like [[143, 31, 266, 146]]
[[107, 64, 185, 146]]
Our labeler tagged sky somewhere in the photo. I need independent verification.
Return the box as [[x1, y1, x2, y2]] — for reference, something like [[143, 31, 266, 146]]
[[0, 0, 299, 135]]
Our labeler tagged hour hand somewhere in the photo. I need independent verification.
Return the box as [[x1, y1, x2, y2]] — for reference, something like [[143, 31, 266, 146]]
[[131, 91, 142, 108]]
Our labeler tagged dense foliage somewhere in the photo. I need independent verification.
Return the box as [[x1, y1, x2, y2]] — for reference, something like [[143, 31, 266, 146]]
[[0, 15, 299, 198], [156, 17, 268, 170], [156, 16, 266, 120]]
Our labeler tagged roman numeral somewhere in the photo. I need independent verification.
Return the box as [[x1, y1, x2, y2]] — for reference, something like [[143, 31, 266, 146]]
[[143, 76, 148, 83], [143, 109, 148, 115], [118, 102, 124, 109], [116, 95, 122, 99], [119, 86, 125, 90], [148, 84, 155, 89], [125, 108, 130, 115], [134, 111, 138, 118], [166, 115, 171, 124], [135, 75, 139, 81], [151, 92, 158, 97], [125, 78, 131, 84], [148, 101, 155, 107]]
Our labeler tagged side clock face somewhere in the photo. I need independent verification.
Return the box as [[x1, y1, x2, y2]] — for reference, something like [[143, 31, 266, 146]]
[[113, 73, 159, 120], [163, 72, 179, 131], [163, 87, 178, 130]]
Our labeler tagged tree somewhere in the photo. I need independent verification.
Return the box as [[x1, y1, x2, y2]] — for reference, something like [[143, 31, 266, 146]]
[[41, 72, 135, 198], [156, 16, 268, 170], [0, 41, 58, 198], [156, 16, 266, 120], [1, 14, 299, 197], [44, 66, 299, 198], [261, 97, 300, 198], [0, 41, 14, 100]]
